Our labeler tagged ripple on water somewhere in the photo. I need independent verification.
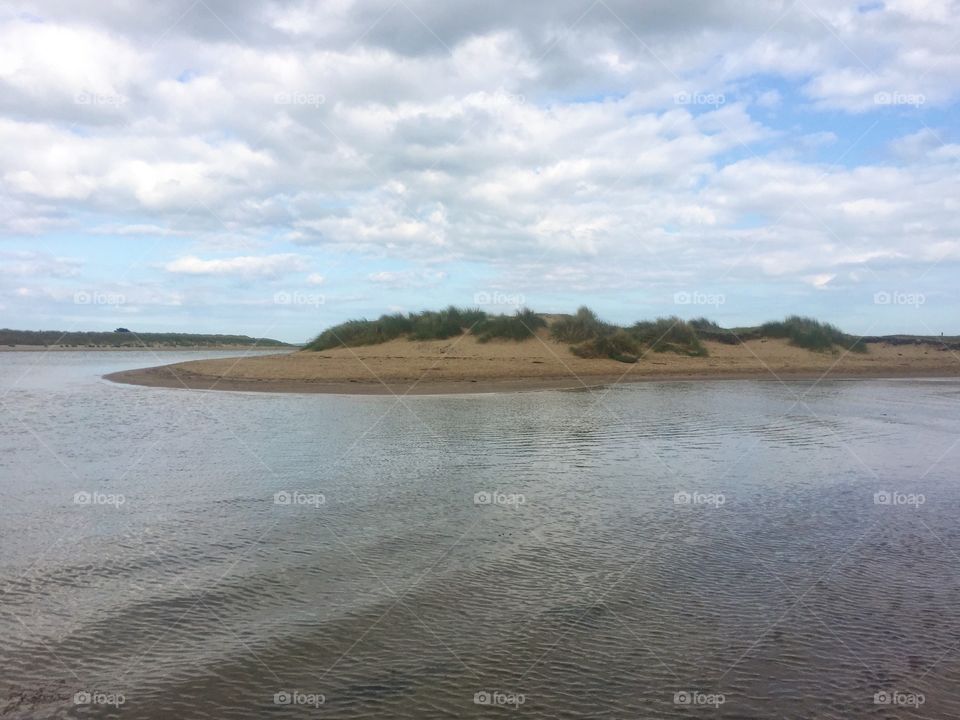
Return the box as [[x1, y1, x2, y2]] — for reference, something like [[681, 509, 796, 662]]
[[2, 361, 960, 719]]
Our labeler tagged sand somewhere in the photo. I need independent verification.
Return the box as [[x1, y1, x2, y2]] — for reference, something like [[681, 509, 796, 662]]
[[104, 332, 960, 394]]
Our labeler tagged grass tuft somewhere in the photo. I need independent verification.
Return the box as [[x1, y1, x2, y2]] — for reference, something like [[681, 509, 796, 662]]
[[570, 329, 641, 361], [760, 315, 866, 353], [474, 308, 546, 342], [551, 306, 614, 344], [630, 317, 708, 356]]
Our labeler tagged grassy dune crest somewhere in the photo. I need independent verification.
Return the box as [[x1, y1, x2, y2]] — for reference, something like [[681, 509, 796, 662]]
[[306, 307, 869, 361], [305, 307, 545, 350], [473, 309, 547, 343], [692, 316, 867, 353]]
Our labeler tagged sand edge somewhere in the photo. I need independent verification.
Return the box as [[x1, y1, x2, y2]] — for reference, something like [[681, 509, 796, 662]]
[[104, 363, 960, 395]]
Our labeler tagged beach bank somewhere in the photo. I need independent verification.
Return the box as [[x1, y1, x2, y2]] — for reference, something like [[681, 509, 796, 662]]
[[104, 335, 960, 394]]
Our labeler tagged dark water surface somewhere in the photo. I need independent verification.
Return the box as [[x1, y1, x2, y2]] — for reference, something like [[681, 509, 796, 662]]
[[1, 351, 959, 718]]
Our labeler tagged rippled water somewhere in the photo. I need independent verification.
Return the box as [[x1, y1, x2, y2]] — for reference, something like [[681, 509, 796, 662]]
[[2, 351, 959, 718]]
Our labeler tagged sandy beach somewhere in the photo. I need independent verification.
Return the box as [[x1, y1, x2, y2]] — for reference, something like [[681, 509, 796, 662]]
[[104, 333, 960, 394]]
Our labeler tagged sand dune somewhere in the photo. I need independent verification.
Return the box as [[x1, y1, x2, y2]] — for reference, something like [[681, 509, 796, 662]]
[[105, 332, 960, 394]]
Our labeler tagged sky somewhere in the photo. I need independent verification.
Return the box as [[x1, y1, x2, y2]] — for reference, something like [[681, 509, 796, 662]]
[[0, 0, 958, 344]]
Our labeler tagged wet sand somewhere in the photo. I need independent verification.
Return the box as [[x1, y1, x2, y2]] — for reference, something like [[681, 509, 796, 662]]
[[104, 334, 960, 394]]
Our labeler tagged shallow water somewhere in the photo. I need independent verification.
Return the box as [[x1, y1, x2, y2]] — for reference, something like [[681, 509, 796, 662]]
[[1, 351, 959, 718]]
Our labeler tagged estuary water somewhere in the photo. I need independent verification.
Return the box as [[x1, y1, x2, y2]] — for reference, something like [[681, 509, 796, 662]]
[[1, 351, 959, 718]]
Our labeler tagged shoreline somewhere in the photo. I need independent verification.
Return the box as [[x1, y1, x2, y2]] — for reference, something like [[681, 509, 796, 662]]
[[101, 335, 960, 395], [104, 363, 960, 395]]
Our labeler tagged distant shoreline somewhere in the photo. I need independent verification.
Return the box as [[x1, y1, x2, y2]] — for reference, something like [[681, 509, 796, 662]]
[[2, 345, 298, 352], [103, 335, 960, 395], [0, 328, 292, 351]]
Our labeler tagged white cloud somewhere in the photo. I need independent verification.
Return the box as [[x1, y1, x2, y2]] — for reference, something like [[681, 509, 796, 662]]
[[0, 0, 958, 334], [367, 269, 447, 288], [164, 254, 310, 277], [799, 131, 838, 148], [0, 250, 82, 277], [755, 89, 782, 109], [95, 223, 188, 236], [804, 273, 836, 288]]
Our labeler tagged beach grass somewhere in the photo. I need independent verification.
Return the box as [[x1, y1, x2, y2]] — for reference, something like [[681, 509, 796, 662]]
[[305, 307, 870, 357], [306, 307, 550, 350], [551, 306, 615, 344], [473, 308, 547, 342], [760, 315, 868, 353], [631, 317, 708, 356], [556, 309, 705, 360]]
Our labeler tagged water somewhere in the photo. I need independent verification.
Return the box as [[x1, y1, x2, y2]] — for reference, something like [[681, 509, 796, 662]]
[[1, 351, 959, 718]]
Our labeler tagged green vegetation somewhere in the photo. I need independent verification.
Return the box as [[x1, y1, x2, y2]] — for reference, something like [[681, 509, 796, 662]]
[[631, 317, 708, 357], [306, 316, 409, 350], [306, 307, 493, 350], [570, 330, 641, 363], [303, 307, 877, 359], [556, 311, 870, 360], [306, 307, 547, 350], [760, 315, 867, 353], [692, 315, 868, 352], [473, 308, 546, 343], [0, 329, 290, 348], [557, 311, 704, 362], [551, 306, 613, 343], [411, 307, 488, 341]]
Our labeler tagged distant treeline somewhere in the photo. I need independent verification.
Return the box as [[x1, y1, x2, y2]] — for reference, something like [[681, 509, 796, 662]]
[[305, 307, 907, 363], [1, 329, 290, 348]]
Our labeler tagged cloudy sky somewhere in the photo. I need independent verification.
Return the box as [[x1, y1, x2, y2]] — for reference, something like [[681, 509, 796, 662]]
[[1, 0, 958, 343]]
